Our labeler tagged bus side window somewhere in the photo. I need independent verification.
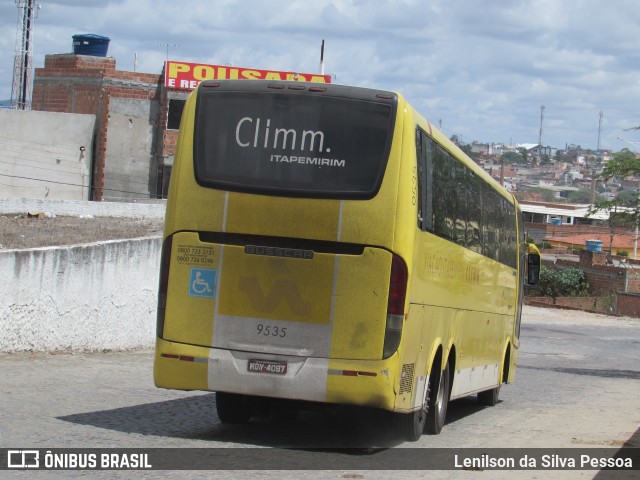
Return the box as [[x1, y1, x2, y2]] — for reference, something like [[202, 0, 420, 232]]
[[416, 129, 424, 229], [416, 128, 430, 231]]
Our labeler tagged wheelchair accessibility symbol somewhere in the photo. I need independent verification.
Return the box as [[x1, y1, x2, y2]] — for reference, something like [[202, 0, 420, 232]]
[[189, 268, 217, 298]]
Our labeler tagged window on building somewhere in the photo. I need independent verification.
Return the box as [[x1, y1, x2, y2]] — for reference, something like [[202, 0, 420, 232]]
[[167, 99, 186, 130]]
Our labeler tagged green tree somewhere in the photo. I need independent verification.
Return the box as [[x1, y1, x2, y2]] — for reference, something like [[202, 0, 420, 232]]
[[590, 149, 640, 215], [588, 149, 640, 253], [540, 154, 552, 165], [568, 188, 604, 204], [617, 190, 640, 203], [460, 144, 480, 161], [555, 150, 574, 163], [499, 151, 524, 164], [518, 147, 530, 165], [460, 143, 472, 156], [598, 148, 640, 180]]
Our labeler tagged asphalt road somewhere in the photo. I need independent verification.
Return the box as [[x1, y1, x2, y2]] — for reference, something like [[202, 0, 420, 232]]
[[1, 305, 638, 479]]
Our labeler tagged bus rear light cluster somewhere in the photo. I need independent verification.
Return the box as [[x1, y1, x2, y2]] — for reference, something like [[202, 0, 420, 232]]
[[387, 254, 408, 315], [156, 235, 173, 338], [383, 254, 408, 358]]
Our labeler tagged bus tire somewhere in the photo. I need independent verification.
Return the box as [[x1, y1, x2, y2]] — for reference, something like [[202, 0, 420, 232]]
[[215, 392, 251, 424], [400, 401, 428, 442], [477, 386, 500, 406], [271, 399, 300, 421], [425, 360, 451, 435]]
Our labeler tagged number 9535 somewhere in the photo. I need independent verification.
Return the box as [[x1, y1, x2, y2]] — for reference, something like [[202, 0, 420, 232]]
[[256, 324, 287, 338]]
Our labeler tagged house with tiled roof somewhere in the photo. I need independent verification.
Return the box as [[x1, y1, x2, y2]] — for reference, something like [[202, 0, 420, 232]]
[[519, 200, 640, 244], [545, 233, 639, 257]]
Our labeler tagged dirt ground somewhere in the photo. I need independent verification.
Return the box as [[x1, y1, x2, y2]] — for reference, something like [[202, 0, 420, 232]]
[[0, 214, 164, 250]]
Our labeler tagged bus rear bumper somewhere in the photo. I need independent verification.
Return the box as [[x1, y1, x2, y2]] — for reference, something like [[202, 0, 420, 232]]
[[154, 337, 398, 411]]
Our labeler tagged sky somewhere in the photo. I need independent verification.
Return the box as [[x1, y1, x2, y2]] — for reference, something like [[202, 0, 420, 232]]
[[1, 0, 639, 153]]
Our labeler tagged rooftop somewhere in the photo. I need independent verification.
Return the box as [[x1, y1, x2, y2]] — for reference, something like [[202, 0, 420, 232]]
[[546, 233, 638, 249], [520, 201, 610, 220]]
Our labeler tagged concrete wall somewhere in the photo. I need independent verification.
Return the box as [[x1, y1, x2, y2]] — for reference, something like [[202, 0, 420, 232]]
[[527, 294, 640, 317], [0, 237, 161, 353], [0, 109, 95, 200], [525, 296, 616, 315], [103, 97, 161, 201]]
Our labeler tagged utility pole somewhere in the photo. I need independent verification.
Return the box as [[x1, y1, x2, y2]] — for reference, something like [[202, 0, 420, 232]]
[[11, 0, 40, 110], [538, 105, 545, 162]]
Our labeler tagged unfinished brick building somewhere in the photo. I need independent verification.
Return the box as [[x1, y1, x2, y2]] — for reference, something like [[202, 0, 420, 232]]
[[31, 53, 189, 201]]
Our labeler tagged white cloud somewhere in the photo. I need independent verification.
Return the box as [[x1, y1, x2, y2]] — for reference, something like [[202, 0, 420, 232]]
[[1, 0, 639, 151]]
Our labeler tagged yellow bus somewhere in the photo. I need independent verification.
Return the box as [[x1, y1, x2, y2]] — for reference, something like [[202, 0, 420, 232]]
[[154, 79, 540, 441]]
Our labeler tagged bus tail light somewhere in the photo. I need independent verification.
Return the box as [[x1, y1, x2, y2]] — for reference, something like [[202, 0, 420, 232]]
[[156, 235, 173, 338], [383, 254, 408, 358]]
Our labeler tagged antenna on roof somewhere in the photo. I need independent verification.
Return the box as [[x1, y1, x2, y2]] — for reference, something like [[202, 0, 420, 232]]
[[157, 42, 179, 62], [319, 39, 325, 75], [538, 105, 545, 146]]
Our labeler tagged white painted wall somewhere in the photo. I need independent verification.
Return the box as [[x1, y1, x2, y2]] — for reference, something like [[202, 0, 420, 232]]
[[1, 199, 166, 352], [0, 197, 165, 219], [0, 237, 162, 353]]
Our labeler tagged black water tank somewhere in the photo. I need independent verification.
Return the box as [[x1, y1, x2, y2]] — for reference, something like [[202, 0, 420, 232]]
[[72, 34, 110, 57]]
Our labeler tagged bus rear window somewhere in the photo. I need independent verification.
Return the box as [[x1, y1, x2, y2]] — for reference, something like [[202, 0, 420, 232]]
[[193, 84, 397, 198]]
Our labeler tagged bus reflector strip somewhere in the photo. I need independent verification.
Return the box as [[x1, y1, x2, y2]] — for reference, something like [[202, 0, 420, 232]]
[[328, 369, 377, 377], [161, 354, 208, 364]]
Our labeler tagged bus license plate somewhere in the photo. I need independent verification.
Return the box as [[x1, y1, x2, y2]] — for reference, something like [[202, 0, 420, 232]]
[[247, 359, 288, 375]]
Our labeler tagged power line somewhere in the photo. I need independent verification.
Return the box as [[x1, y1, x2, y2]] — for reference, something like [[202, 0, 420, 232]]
[[0, 158, 154, 188], [0, 173, 154, 197], [617, 137, 640, 151]]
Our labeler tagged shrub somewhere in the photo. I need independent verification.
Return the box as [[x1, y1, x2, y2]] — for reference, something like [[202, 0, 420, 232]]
[[536, 266, 590, 299]]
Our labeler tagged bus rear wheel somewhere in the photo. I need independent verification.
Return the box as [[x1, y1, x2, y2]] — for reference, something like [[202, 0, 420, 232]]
[[400, 401, 428, 442], [215, 392, 251, 424], [425, 361, 451, 435], [478, 386, 500, 406]]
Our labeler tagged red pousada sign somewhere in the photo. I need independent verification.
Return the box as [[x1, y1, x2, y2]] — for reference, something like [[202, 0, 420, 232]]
[[164, 61, 332, 90]]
